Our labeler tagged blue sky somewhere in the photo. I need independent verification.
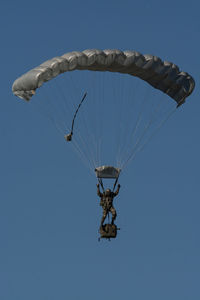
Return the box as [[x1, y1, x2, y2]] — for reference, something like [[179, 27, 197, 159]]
[[1, 0, 200, 299]]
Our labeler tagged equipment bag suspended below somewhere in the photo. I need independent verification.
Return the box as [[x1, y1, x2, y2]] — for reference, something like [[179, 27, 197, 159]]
[[99, 224, 118, 240]]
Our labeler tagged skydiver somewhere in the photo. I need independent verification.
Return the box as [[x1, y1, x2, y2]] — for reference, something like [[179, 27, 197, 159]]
[[97, 183, 121, 228]]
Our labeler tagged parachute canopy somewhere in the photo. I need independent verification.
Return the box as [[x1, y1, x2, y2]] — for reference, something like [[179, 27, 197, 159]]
[[12, 49, 195, 174], [12, 49, 195, 106]]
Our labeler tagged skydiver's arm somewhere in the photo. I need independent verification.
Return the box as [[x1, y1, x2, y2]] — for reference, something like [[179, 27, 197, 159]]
[[97, 184, 103, 197], [114, 184, 121, 197]]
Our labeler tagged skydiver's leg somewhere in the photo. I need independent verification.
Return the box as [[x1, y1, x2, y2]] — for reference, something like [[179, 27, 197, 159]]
[[110, 206, 117, 225], [101, 209, 107, 227]]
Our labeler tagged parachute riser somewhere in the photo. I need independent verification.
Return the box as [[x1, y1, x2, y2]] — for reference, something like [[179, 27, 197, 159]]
[[98, 178, 105, 193], [112, 176, 119, 192]]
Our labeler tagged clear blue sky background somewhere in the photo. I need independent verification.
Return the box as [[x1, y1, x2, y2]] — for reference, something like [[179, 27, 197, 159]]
[[1, 0, 199, 299]]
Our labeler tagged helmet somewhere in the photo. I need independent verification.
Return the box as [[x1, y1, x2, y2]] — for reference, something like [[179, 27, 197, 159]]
[[105, 189, 111, 196]]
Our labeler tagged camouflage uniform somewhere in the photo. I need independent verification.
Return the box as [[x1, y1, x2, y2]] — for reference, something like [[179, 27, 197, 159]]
[[97, 184, 120, 227]]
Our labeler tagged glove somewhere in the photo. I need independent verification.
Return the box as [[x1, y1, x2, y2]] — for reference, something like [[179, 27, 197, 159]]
[[118, 184, 121, 188], [97, 184, 99, 188]]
